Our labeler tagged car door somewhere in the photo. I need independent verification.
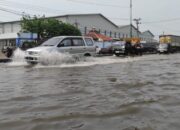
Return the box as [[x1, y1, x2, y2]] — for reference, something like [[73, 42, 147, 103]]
[[57, 38, 73, 54], [71, 38, 86, 55], [84, 38, 95, 53]]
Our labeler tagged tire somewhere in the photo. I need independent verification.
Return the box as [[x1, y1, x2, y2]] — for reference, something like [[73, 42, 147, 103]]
[[84, 53, 91, 57], [115, 53, 120, 57]]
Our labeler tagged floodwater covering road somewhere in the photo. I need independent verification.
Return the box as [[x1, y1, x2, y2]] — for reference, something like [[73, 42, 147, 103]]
[[0, 50, 180, 130]]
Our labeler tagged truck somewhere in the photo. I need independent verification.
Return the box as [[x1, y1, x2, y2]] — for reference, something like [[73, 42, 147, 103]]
[[158, 35, 180, 53]]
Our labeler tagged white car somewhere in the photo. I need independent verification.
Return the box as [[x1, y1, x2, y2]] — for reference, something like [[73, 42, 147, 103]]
[[158, 43, 170, 53], [25, 36, 96, 64]]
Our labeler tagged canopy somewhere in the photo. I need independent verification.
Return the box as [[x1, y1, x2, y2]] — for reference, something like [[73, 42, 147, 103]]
[[86, 31, 112, 41]]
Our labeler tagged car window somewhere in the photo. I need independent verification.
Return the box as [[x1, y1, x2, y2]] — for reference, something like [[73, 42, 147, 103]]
[[72, 38, 85, 46], [59, 39, 72, 47], [85, 38, 94, 46], [41, 37, 62, 46]]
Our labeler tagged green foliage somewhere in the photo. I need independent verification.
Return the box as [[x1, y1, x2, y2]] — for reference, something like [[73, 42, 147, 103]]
[[21, 15, 81, 41]]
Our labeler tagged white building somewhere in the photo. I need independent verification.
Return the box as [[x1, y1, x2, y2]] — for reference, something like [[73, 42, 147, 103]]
[[141, 30, 155, 43], [0, 13, 155, 48]]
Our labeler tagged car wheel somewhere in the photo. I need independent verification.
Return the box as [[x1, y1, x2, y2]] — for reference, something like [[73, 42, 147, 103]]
[[84, 53, 91, 57]]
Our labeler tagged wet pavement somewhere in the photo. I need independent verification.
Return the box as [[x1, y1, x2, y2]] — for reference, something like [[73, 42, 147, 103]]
[[0, 52, 180, 130]]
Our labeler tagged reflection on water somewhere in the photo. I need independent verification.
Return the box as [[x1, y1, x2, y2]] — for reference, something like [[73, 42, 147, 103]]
[[0, 53, 180, 130]]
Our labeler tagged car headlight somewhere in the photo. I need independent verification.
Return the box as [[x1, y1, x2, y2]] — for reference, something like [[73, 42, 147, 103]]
[[122, 46, 125, 49], [27, 51, 40, 55]]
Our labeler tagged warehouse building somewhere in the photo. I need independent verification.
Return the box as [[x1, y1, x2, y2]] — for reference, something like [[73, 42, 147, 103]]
[[0, 13, 155, 49]]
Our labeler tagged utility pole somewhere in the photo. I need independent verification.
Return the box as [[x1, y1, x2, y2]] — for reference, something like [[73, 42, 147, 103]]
[[133, 18, 141, 38], [130, 0, 132, 38]]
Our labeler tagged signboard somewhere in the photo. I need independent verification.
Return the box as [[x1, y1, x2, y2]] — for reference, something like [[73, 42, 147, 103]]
[[160, 36, 171, 43], [17, 33, 37, 39], [16, 32, 37, 47]]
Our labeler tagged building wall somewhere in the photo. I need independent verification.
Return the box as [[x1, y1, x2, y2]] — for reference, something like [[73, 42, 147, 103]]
[[118, 26, 140, 38], [54, 17, 68, 23], [141, 31, 154, 43], [0, 14, 155, 48], [65, 15, 120, 38], [12, 22, 21, 33], [0, 22, 21, 34]]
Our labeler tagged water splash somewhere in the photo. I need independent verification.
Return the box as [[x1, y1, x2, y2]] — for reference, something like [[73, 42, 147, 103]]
[[7, 48, 157, 68], [8, 48, 27, 66], [35, 56, 138, 69], [38, 50, 82, 65]]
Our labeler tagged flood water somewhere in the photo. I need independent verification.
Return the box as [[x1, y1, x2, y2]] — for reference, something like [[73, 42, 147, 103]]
[[0, 51, 180, 130]]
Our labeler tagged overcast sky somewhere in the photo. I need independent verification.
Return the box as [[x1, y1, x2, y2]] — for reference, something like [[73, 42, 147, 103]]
[[1, 0, 180, 37]]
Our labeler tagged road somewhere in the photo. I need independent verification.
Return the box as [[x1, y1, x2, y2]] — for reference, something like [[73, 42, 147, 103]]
[[0, 53, 180, 130]]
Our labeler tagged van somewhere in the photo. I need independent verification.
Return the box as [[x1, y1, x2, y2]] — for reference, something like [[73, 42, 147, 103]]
[[25, 36, 96, 64]]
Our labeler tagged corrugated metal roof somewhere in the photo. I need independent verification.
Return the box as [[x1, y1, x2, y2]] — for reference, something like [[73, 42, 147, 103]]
[[86, 31, 112, 41]]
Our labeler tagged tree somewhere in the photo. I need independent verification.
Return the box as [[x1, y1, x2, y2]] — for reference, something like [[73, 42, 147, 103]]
[[21, 15, 81, 42]]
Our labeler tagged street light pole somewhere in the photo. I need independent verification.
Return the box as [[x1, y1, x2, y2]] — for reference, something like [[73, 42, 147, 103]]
[[130, 0, 132, 38]]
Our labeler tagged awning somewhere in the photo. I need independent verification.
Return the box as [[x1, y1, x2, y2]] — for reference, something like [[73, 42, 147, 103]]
[[0, 32, 38, 40], [0, 33, 18, 40], [86, 31, 112, 41]]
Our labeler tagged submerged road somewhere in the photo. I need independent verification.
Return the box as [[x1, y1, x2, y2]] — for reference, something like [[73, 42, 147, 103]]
[[0, 54, 180, 130]]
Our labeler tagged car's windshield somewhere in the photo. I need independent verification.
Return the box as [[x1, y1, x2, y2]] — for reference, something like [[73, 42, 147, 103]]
[[112, 41, 125, 46], [41, 37, 62, 46]]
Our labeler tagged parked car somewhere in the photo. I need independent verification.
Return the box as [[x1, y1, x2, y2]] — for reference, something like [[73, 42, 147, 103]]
[[141, 42, 158, 54], [158, 43, 171, 54], [112, 41, 126, 56], [25, 36, 96, 64]]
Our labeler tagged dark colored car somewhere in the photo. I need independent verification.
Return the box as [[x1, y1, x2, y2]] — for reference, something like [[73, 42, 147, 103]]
[[141, 42, 158, 54], [112, 41, 126, 56]]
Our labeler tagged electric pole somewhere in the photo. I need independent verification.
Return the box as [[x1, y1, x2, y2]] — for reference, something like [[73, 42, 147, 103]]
[[133, 18, 141, 38], [130, 0, 132, 38]]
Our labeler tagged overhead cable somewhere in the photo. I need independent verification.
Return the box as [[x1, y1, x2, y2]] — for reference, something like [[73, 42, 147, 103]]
[[67, 0, 129, 8]]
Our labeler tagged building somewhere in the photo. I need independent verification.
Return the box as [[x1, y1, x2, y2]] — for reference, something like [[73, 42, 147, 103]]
[[118, 25, 142, 39], [0, 13, 155, 49], [141, 30, 155, 43]]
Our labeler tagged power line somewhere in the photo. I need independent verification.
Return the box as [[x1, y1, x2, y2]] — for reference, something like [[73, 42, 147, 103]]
[[0, 6, 26, 16], [0, 0, 78, 15], [67, 0, 129, 8], [142, 18, 180, 24]]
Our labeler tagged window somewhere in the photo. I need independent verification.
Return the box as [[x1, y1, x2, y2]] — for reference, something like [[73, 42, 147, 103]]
[[85, 38, 94, 46], [72, 38, 85, 46], [42, 37, 62, 46], [59, 39, 72, 47]]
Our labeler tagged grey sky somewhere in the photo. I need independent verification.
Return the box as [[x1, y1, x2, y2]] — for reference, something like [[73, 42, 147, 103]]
[[1, 0, 180, 37]]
